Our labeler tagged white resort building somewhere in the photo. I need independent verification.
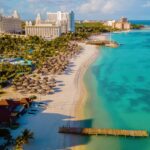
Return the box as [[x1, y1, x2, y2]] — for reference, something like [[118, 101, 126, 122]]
[[25, 11, 75, 39], [0, 10, 22, 34]]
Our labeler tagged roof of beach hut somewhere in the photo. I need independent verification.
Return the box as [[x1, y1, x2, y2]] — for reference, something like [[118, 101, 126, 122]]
[[19, 98, 29, 105], [0, 99, 9, 106]]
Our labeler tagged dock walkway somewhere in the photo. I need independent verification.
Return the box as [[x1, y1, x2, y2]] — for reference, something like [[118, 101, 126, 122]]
[[59, 127, 149, 137], [86, 40, 119, 48]]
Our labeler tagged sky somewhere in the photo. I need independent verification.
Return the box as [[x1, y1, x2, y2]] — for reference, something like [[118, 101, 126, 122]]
[[0, 0, 150, 20]]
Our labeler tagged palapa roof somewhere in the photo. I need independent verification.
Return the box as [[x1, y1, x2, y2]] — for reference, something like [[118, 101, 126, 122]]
[[0, 99, 9, 106], [19, 98, 29, 104]]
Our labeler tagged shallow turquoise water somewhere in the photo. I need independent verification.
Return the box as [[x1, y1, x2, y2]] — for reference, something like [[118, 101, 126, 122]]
[[84, 30, 150, 150]]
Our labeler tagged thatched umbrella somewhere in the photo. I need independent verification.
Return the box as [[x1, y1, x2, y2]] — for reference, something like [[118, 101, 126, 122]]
[[30, 88, 36, 93], [49, 83, 56, 88], [15, 82, 22, 86], [12, 85, 17, 89], [35, 80, 41, 85], [29, 84, 34, 88], [49, 89, 54, 94], [26, 86, 31, 90], [20, 90, 26, 94], [44, 85, 50, 90], [49, 69, 54, 74], [49, 77, 56, 83], [32, 80, 36, 84], [23, 89, 28, 93], [29, 79, 34, 84], [22, 85, 28, 89], [36, 76, 41, 80], [22, 82, 28, 87], [16, 87, 22, 91], [32, 89, 37, 93], [42, 81, 47, 85], [44, 76, 48, 80], [20, 76, 26, 80], [41, 89, 47, 95], [57, 70, 62, 75]]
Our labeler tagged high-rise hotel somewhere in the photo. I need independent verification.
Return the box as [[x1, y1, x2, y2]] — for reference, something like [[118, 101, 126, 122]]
[[0, 10, 22, 34], [25, 11, 75, 39]]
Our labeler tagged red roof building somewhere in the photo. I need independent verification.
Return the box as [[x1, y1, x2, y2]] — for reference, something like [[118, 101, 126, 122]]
[[0, 98, 31, 126]]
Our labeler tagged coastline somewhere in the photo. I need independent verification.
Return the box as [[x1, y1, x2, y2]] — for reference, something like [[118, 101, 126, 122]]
[[72, 43, 99, 150], [74, 43, 99, 120], [74, 29, 150, 150], [7, 42, 100, 150]]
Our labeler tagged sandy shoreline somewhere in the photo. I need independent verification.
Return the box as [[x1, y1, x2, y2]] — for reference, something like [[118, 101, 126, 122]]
[[72, 43, 99, 150], [74, 44, 99, 119], [5, 42, 99, 150]]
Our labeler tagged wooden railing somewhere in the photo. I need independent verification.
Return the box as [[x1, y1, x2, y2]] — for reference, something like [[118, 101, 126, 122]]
[[59, 127, 149, 137]]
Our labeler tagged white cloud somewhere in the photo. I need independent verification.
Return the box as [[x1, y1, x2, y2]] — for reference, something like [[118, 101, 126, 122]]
[[1, 0, 147, 19], [27, 0, 77, 12], [78, 0, 134, 14], [143, 1, 150, 7], [28, 0, 76, 5], [34, 7, 48, 15], [78, 0, 103, 13], [102, 0, 119, 13]]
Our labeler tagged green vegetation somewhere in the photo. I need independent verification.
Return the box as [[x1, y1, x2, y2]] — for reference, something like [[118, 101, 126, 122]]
[[0, 63, 31, 87], [0, 35, 72, 87], [29, 95, 37, 100], [0, 90, 5, 95], [76, 22, 117, 37], [0, 128, 34, 150], [0, 22, 114, 87], [0, 129, 13, 149], [15, 129, 34, 150], [0, 129, 11, 138], [131, 24, 144, 29]]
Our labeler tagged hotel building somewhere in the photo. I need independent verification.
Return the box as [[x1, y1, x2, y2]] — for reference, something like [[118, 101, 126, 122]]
[[105, 17, 131, 30], [47, 11, 75, 33], [0, 10, 22, 34], [25, 11, 75, 39]]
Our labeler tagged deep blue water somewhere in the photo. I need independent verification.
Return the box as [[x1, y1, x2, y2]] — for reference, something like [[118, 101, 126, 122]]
[[130, 20, 150, 26], [84, 29, 150, 150]]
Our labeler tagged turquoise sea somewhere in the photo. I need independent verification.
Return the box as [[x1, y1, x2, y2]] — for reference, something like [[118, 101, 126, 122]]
[[84, 28, 150, 150]]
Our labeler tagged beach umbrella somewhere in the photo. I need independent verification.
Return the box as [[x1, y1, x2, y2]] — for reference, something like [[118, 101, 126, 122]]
[[42, 80, 47, 84], [36, 81, 41, 84], [30, 88, 36, 93], [26, 86, 31, 90], [12, 85, 17, 89], [22, 85, 28, 89], [49, 83, 56, 88], [23, 83, 28, 87], [16, 87, 22, 90], [49, 89, 54, 94], [44, 85, 50, 90], [32, 89, 37, 93], [16, 82, 22, 86], [20, 90, 26, 94], [50, 77, 56, 82], [36, 76, 41, 80], [41, 89, 46, 94]]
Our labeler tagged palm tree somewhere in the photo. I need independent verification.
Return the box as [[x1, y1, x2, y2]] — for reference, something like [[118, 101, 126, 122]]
[[15, 136, 24, 150], [21, 129, 34, 144], [14, 129, 34, 150], [5, 134, 13, 146]]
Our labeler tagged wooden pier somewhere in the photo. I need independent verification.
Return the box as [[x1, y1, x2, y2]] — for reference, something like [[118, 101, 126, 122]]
[[86, 40, 119, 48], [59, 127, 149, 137]]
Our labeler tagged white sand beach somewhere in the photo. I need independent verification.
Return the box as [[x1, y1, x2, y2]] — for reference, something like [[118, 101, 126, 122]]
[[10, 43, 99, 150], [88, 34, 108, 41]]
